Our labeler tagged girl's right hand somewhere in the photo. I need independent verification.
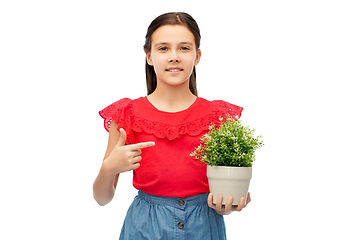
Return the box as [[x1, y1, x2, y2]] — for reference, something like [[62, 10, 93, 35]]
[[103, 128, 155, 175]]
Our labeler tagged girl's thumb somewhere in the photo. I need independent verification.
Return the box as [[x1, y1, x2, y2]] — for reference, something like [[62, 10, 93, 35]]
[[117, 128, 127, 146]]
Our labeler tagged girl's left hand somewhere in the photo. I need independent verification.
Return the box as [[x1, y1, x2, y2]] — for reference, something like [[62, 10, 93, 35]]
[[207, 192, 251, 215]]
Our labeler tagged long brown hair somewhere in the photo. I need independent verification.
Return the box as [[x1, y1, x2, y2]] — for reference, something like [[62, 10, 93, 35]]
[[143, 12, 201, 96]]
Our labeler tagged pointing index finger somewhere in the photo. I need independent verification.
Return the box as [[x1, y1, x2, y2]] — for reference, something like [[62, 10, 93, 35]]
[[129, 141, 155, 150]]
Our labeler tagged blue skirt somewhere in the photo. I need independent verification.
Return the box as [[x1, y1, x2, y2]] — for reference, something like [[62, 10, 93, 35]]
[[119, 190, 226, 240]]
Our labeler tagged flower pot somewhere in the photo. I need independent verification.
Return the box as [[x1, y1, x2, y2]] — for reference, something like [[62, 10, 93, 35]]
[[207, 165, 252, 205]]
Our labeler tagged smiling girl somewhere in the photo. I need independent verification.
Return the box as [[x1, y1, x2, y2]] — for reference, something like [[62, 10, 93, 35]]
[[93, 12, 250, 240]]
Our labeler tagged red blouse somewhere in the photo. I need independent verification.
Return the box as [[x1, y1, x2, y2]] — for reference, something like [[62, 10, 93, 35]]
[[99, 97, 243, 198]]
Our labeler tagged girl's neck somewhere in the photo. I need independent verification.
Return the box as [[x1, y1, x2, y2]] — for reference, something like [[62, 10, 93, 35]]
[[147, 83, 197, 113]]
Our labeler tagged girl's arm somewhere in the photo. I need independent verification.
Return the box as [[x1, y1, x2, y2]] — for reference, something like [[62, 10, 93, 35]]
[[93, 121, 155, 206], [93, 121, 121, 206]]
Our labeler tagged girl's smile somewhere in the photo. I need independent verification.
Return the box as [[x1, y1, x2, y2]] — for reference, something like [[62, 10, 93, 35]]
[[166, 67, 183, 74]]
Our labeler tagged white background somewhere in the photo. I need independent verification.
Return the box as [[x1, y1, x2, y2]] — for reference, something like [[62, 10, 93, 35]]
[[1, 0, 359, 239]]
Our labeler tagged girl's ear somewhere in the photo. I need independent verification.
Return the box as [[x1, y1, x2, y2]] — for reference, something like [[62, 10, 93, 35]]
[[194, 49, 202, 66], [146, 53, 153, 66]]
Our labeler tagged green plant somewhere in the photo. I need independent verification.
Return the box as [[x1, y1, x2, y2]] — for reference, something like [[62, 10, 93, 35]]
[[190, 115, 264, 167]]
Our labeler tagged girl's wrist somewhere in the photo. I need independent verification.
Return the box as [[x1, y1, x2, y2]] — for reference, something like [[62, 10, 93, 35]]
[[216, 210, 231, 216], [101, 157, 118, 177]]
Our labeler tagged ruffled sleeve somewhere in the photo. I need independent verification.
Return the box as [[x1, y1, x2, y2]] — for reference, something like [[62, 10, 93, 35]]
[[212, 100, 243, 126], [99, 98, 135, 145]]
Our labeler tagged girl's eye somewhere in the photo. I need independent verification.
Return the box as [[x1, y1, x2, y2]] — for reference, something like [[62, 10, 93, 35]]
[[181, 46, 190, 51], [159, 47, 168, 51]]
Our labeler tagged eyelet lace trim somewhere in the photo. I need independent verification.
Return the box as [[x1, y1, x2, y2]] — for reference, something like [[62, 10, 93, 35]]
[[132, 114, 215, 140], [100, 98, 243, 142], [99, 98, 136, 145]]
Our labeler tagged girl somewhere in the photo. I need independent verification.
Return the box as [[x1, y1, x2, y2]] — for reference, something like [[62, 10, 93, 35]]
[[93, 12, 251, 240]]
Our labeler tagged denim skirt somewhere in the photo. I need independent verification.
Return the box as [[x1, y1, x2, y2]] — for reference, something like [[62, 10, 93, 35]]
[[119, 190, 226, 240]]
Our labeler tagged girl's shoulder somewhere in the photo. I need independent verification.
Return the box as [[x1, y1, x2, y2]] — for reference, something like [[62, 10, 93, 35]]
[[197, 98, 243, 117], [99, 97, 143, 144], [209, 99, 243, 117], [99, 97, 136, 132]]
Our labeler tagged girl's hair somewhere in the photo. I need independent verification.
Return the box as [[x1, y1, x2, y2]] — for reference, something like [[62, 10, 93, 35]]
[[144, 12, 201, 96]]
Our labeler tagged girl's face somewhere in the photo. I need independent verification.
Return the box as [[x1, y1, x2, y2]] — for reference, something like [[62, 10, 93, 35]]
[[146, 25, 201, 90]]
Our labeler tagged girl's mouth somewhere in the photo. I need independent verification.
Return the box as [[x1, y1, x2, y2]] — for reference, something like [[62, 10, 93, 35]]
[[166, 68, 183, 73]]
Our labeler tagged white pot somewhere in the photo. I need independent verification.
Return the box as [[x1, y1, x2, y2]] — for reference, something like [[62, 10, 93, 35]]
[[207, 165, 252, 205]]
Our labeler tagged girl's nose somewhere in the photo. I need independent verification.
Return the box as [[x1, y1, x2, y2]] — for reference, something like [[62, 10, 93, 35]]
[[168, 51, 180, 63]]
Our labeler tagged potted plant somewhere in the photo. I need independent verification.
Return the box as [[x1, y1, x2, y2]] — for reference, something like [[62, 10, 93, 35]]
[[191, 115, 264, 205]]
